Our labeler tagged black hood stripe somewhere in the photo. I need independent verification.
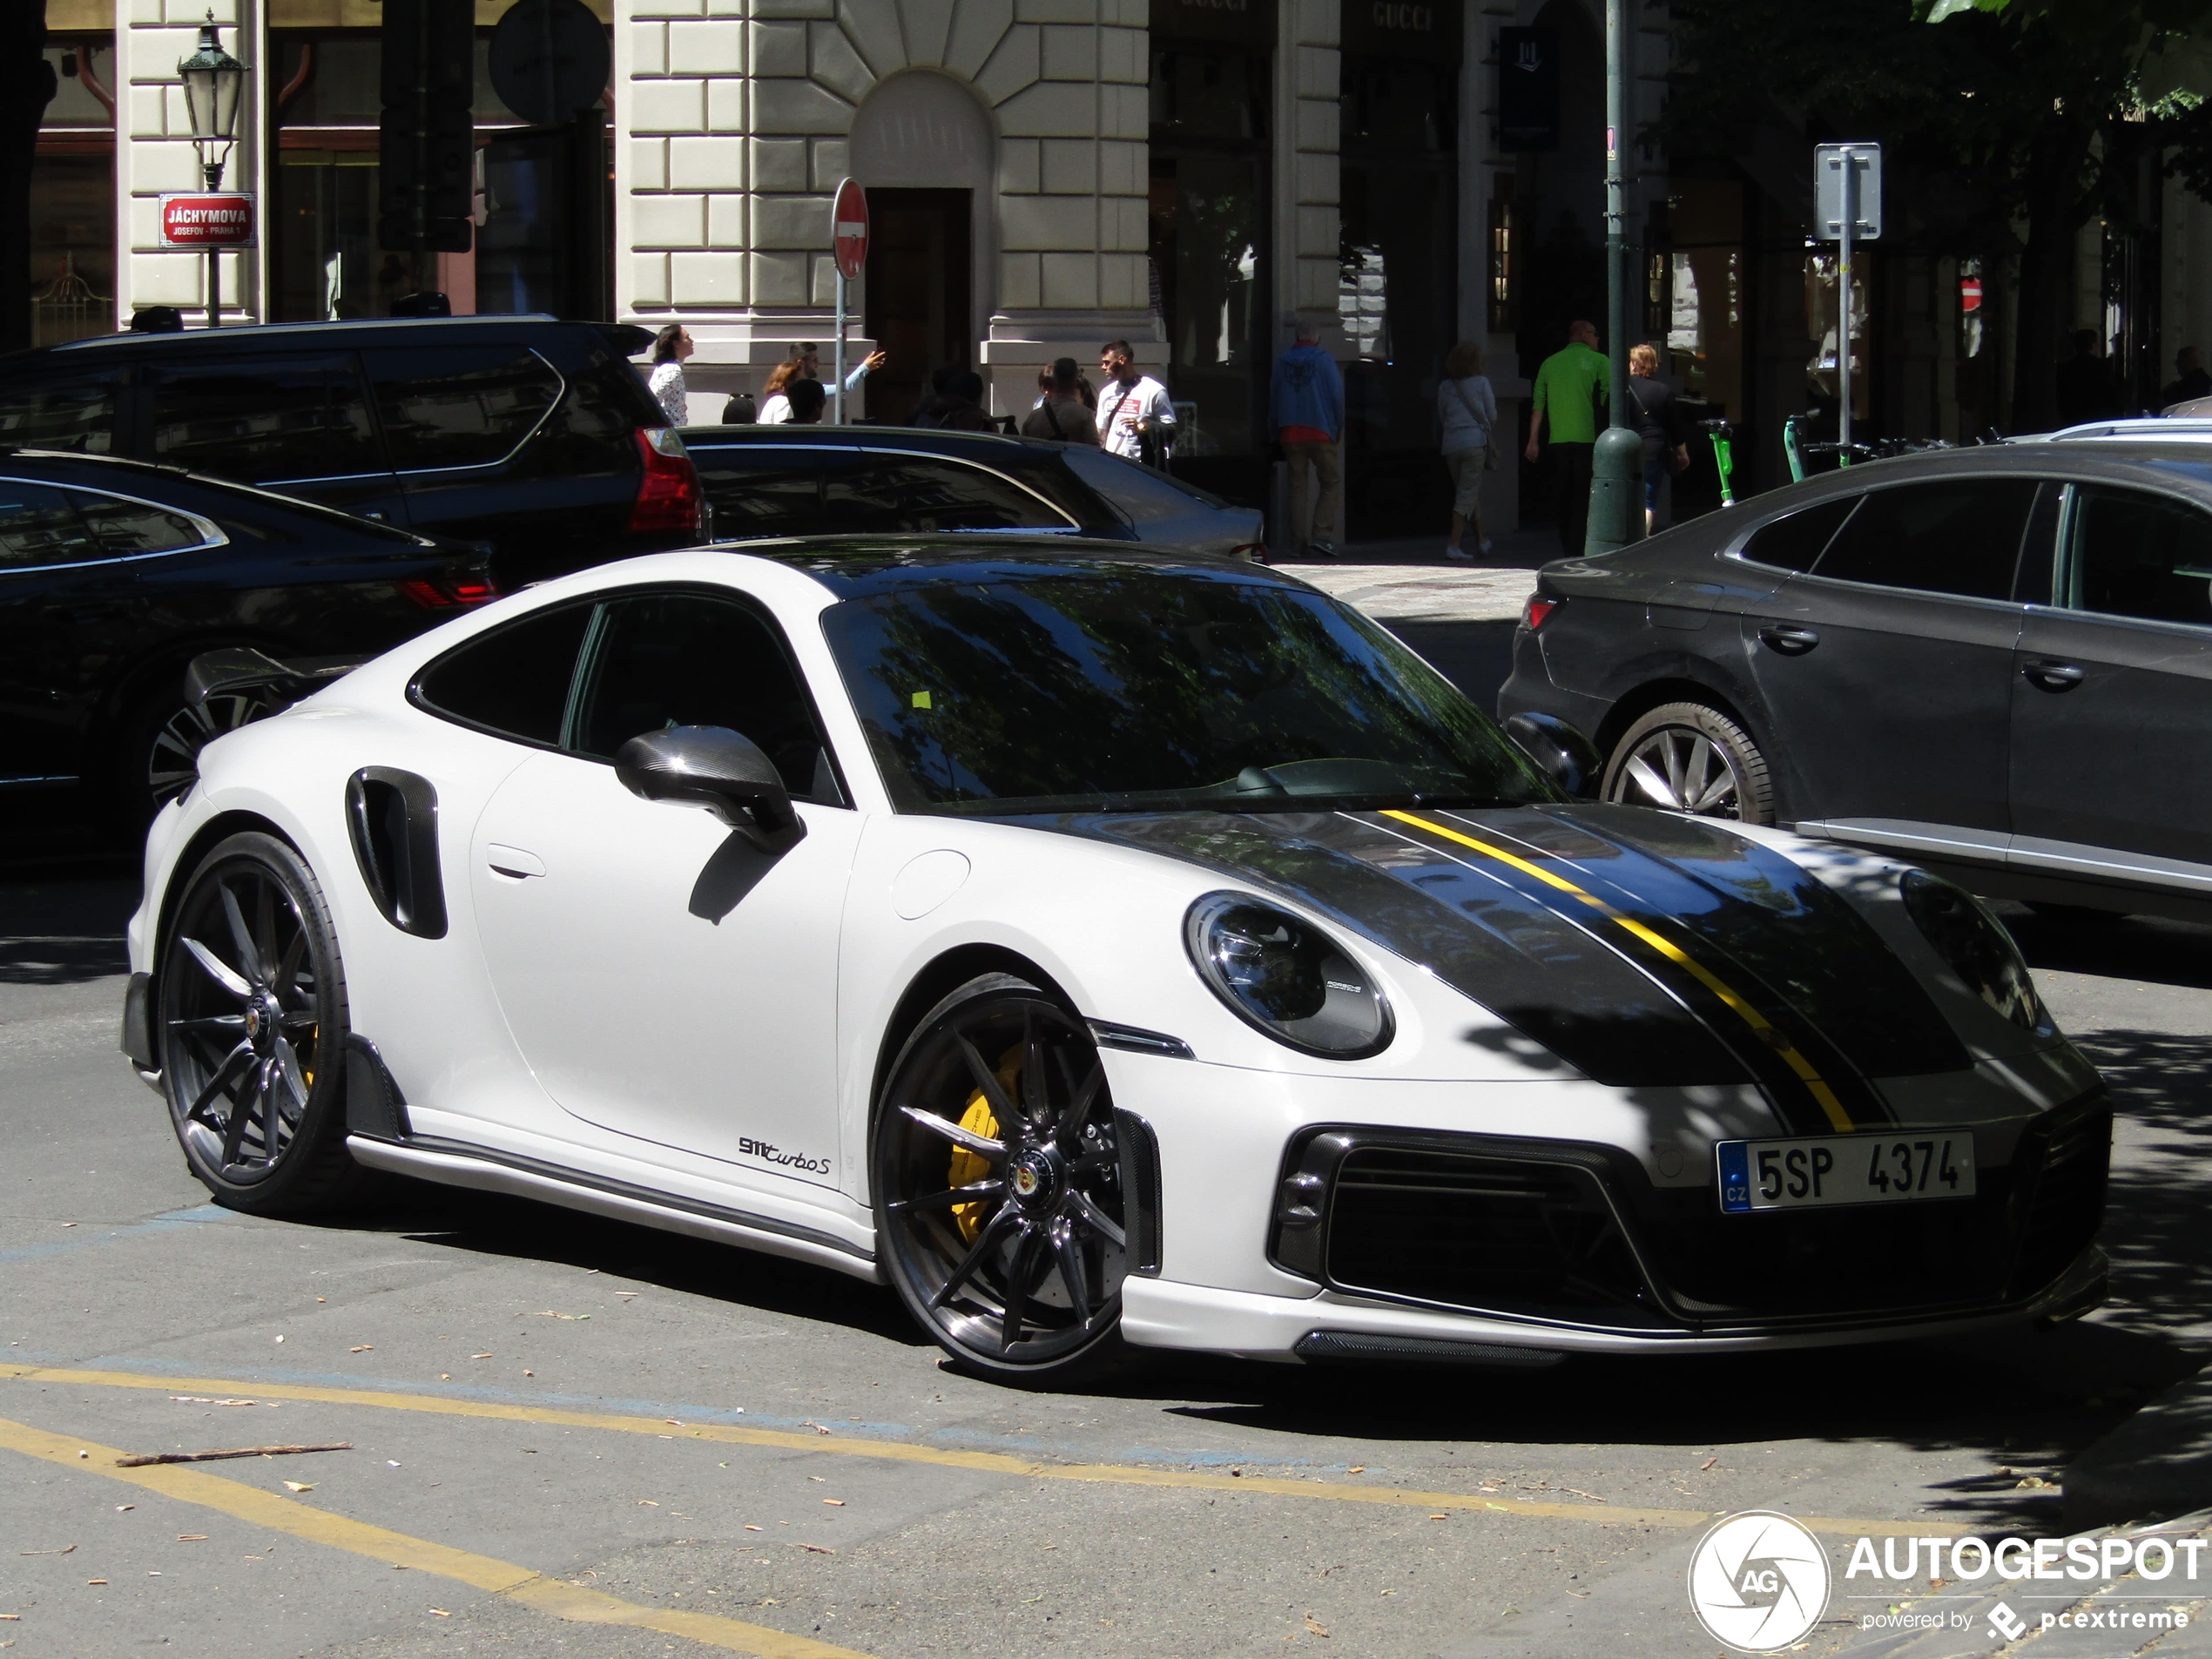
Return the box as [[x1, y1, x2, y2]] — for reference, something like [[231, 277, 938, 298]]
[[1379, 810, 1864, 1131]]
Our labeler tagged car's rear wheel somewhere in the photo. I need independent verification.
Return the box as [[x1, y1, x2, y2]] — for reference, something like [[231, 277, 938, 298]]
[[158, 831, 363, 1215], [873, 974, 1130, 1384], [116, 674, 266, 826], [1602, 701, 1775, 824]]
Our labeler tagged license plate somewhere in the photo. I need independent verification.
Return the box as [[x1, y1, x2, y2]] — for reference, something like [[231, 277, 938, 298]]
[[1716, 1131, 1976, 1214]]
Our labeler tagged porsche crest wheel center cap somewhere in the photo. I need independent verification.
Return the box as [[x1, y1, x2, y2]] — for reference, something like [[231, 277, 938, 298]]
[[244, 992, 280, 1049], [1009, 1150, 1057, 1211]]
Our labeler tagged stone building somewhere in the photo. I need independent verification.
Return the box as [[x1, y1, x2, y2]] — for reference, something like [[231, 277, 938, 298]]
[[29, 0, 2212, 539]]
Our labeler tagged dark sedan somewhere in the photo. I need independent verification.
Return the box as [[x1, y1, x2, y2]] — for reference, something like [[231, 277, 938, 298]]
[[1497, 440, 2212, 923], [678, 423, 1265, 559], [0, 448, 493, 823]]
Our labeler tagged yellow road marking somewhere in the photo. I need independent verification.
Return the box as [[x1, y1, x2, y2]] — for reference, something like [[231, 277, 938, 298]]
[[0, 1413, 872, 1659], [0, 1364, 1957, 1538], [1379, 809, 1857, 1131]]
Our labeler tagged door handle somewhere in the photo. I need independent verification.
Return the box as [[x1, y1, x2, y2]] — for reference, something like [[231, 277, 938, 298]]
[[2021, 659, 2085, 692], [1757, 623, 1820, 656], [485, 843, 545, 879]]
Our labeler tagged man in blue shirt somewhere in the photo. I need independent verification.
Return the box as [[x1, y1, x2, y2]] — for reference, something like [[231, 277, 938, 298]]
[[1271, 315, 1345, 558]]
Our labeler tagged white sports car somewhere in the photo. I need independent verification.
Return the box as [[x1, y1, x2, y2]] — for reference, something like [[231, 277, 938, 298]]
[[123, 539, 2110, 1382]]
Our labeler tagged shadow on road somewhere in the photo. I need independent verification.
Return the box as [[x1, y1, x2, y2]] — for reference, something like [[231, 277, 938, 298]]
[[0, 874, 139, 986], [2006, 908, 2212, 994]]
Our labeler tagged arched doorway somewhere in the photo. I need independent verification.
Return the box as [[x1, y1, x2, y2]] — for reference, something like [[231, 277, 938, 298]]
[[848, 71, 995, 422]]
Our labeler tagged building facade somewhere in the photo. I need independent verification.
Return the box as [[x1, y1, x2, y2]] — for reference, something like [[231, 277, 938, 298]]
[[30, 0, 2212, 537]]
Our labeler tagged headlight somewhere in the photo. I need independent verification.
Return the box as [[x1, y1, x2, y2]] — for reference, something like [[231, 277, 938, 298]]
[[1184, 893, 1393, 1058], [1899, 871, 2051, 1035]]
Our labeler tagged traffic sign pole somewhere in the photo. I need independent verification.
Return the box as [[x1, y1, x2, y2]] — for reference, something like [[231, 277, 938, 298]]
[[830, 179, 869, 425], [1816, 144, 1880, 466], [1839, 163, 1853, 462]]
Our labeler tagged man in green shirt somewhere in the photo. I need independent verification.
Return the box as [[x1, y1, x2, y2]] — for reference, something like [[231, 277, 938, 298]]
[[1523, 319, 1608, 555]]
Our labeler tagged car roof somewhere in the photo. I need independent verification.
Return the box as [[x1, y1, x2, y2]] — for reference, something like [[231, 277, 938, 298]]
[[678, 423, 1085, 462], [0, 315, 650, 366], [706, 533, 1311, 597], [2032, 417, 2212, 443]]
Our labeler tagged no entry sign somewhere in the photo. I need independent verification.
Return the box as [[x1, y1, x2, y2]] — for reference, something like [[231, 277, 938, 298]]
[[159, 193, 256, 248], [832, 179, 868, 280]]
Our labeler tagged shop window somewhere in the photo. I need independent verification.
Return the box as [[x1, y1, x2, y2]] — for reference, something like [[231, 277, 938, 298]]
[[1488, 183, 1516, 334], [1665, 179, 1743, 421], [1805, 247, 1872, 422], [31, 37, 115, 347]]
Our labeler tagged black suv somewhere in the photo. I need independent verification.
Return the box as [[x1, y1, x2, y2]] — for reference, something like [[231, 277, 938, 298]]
[[0, 316, 701, 590]]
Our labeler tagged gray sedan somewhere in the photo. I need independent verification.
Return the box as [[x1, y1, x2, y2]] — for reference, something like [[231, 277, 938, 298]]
[[1497, 440, 2212, 923]]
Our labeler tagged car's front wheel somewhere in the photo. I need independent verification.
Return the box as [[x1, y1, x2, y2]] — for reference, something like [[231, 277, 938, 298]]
[[873, 974, 1130, 1383], [1602, 701, 1775, 824], [158, 831, 363, 1215]]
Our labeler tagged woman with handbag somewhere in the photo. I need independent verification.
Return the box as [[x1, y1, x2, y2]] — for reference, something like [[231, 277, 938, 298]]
[[1438, 340, 1497, 562], [1629, 343, 1691, 534]]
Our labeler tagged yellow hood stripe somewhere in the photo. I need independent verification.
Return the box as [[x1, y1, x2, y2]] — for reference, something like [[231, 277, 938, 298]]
[[1379, 809, 1855, 1131]]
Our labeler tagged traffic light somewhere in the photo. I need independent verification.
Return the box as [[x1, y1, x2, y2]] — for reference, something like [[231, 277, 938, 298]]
[[379, 0, 474, 253]]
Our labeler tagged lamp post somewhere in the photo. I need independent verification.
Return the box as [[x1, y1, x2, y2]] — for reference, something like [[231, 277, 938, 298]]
[[176, 11, 244, 329], [1585, 0, 1642, 555]]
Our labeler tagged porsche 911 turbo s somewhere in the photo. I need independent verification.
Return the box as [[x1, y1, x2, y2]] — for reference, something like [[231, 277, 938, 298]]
[[123, 539, 2109, 1382]]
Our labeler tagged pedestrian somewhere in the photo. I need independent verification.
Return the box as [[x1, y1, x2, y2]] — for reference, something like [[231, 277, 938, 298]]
[[907, 367, 953, 428], [1436, 339, 1496, 563], [720, 392, 758, 423], [2161, 346, 2212, 411], [2054, 329, 2118, 427], [785, 378, 828, 425], [1271, 314, 1345, 558], [1096, 340, 1175, 464], [927, 369, 997, 433], [1523, 318, 1608, 556], [1627, 342, 1689, 536], [757, 356, 805, 424], [646, 324, 692, 425], [798, 341, 887, 414], [1020, 358, 1101, 444]]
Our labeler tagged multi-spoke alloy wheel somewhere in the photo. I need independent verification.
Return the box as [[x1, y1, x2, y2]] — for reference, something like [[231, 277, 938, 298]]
[[1602, 701, 1775, 825], [873, 974, 1129, 1381], [121, 682, 265, 824], [158, 832, 359, 1214]]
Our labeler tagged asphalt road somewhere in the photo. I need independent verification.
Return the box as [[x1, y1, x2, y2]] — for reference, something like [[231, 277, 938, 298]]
[[1, 860, 2208, 1659]]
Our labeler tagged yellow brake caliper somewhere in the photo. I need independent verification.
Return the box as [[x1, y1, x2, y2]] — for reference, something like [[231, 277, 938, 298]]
[[949, 1043, 1024, 1242]]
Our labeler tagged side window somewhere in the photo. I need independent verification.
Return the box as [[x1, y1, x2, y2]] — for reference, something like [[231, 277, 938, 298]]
[[689, 447, 823, 539], [571, 592, 840, 803], [821, 455, 1072, 535], [2066, 485, 2212, 628], [0, 372, 124, 455], [1738, 496, 1857, 571], [0, 482, 102, 569], [1811, 479, 2039, 600], [412, 604, 593, 746], [368, 346, 563, 472], [67, 490, 211, 556], [148, 355, 381, 482]]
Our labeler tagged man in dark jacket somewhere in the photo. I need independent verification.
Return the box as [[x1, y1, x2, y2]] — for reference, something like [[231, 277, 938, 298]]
[[2161, 347, 2212, 411]]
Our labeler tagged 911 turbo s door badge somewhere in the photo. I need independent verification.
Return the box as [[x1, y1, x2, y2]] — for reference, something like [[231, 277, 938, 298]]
[[1379, 809, 1867, 1134]]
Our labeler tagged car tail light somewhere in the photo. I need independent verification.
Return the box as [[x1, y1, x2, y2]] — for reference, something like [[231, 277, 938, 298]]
[[1232, 543, 1268, 563], [1522, 593, 1561, 631], [396, 573, 501, 610], [629, 426, 702, 536]]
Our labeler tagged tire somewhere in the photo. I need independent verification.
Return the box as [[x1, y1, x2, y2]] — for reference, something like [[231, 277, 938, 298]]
[[1602, 701, 1776, 824], [157, 830, 366, 1216], [114, 672, 267, 830], [872, 974, 1133, 1386]]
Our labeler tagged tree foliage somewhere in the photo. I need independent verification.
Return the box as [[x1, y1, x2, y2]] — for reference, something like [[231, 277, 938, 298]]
[[1658, 0, 2212, 428]]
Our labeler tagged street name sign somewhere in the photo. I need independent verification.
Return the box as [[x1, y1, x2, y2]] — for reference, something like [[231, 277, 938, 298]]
[[158, 193, 256, 248]]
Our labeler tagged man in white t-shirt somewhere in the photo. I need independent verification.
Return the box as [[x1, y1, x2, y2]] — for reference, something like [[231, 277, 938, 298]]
[[1095, 340, 1174, 464]]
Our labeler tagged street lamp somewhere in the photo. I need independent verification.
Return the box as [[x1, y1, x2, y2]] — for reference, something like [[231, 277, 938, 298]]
[[176, 11, 244, 329]]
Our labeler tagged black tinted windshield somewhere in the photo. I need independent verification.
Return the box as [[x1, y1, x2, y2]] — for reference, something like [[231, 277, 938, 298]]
[[819, 567, 1556, 814]]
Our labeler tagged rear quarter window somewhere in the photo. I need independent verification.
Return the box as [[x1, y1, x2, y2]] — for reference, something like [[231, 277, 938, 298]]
[[368, 345, 563, 472], [0, 370, 125, 455]]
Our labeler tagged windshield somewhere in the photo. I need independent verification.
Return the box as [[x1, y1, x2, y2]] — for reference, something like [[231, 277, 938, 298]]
[[819, 566, 1557, 814]]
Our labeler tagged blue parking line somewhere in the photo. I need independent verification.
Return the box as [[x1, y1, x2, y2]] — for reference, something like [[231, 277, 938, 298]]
[[0, 1204, 237, 1265]]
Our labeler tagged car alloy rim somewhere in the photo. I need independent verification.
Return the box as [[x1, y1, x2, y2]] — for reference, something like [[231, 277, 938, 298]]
[[881, 998, 1125, 1366], [147, 691, 262, 809], [1612, 725, 1743, 818], [160, 859, 321, 1184]]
